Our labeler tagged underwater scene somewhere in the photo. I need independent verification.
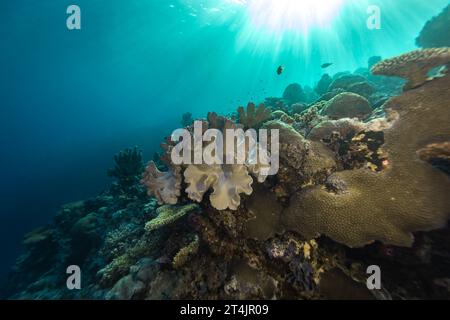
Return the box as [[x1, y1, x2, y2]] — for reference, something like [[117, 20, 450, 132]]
[[1, 0, 450, 301]]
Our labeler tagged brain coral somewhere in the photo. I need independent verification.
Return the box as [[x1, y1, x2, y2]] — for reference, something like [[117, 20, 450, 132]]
[[283, 68, 450, 247], [141, 161, 181, 205], [322, 92, 372, 120], [371, 48, 450, 91]]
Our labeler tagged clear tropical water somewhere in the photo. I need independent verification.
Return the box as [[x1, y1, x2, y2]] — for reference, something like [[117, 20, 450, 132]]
[[0, 0, 448, 287]]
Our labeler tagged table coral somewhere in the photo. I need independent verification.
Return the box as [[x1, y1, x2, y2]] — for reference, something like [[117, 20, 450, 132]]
[[371, 48, 450, 91]]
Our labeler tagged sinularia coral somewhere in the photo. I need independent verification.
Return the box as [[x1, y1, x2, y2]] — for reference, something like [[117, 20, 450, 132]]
[[145, 204, 199, 232], [371, 47, 450, 91], [283, 60, 450, 248], [141, 161, 181, 205], [307, 118, 366, 142], [184, 164, 253, 211]]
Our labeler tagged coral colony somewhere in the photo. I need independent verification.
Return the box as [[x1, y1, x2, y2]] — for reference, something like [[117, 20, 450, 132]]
[[4, 7, 450, 299]]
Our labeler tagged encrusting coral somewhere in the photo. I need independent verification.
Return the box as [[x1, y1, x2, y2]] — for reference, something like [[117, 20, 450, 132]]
[[141, 161, 181, 205], [283, 55, 450, 247], [371, 48, 450, 90]]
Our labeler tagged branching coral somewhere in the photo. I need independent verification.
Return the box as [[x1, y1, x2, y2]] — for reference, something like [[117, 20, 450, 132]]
[[210, 165, 253, 211], [371, 48, 450, 90], [172, 235, 200, 269], [307, 118, 365, 142], [141, 161, 181, 205], [145, 204, 199, 232], [283, 68, 450, 248], [237, 102, 271, 129]]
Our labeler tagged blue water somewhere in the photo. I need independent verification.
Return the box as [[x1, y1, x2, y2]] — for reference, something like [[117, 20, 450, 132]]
[[0, 0, 448, 283]]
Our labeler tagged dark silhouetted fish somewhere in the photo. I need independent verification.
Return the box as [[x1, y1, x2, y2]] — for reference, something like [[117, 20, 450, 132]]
[[321, 62, 333, 69], [277, 65, 284, 75]]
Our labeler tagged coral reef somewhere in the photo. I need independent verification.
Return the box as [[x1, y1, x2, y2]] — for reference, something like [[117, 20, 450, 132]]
[[282, 83, 306, 105]]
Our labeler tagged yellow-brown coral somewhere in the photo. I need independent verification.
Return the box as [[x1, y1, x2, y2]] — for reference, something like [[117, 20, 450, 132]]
[[145, 204, 199, 232], [172, 235, 200, 269], [371, 48, 450, 90]]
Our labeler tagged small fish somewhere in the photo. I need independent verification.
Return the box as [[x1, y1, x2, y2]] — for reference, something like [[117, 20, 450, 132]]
[[321, 62, 333, 69], [277, 65, 284, 75]]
